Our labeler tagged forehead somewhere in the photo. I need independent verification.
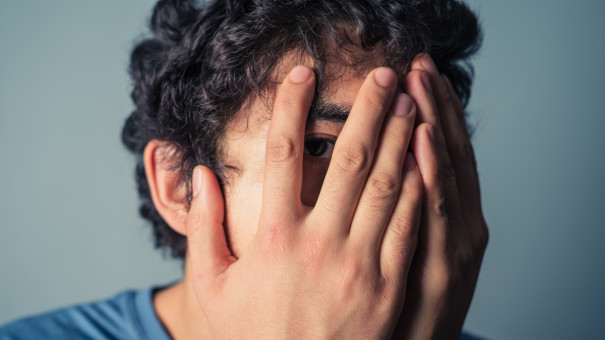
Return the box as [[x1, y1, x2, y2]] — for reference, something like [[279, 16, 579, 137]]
[[221, 48, 390, 183], [274, 48, 386, 106], [226, 47, 389, 138]]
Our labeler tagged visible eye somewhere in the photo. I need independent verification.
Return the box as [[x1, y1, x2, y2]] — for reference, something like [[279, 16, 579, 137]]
[[303, 136, 335, 159]]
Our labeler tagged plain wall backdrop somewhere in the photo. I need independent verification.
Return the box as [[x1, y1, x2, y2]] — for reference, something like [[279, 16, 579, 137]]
[[1, 1, 604, 339]]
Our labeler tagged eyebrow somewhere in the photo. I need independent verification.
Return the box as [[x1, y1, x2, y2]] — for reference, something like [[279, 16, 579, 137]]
[[307, 99, 350, 124]]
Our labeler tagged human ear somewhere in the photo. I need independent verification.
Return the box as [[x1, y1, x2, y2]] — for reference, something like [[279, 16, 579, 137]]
[[143, 140, 188, 235]]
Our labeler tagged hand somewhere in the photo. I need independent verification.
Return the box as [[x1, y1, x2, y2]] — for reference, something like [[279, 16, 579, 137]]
[[186, 66, 423, 339], [392, 54, 489, 339]]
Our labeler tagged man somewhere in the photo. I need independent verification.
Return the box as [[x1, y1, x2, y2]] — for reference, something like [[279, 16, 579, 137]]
[[1, 0, 487, 338]]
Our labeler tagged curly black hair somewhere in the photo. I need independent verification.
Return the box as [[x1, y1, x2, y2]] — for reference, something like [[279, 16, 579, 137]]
[[122, 0, 482, 259]]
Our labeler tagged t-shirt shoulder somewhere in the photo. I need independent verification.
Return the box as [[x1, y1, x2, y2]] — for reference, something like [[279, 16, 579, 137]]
[[0, 288, 170, 340], [1, 286, 484, 340]]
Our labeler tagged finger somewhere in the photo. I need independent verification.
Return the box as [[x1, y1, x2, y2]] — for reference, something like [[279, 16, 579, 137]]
[[350, 93, 416, 253], [442, 75, 470, 139], [405, 69, 451, 169], [391, 126, 453, 340], [379, 153, 422, 283], [411, 124, 449, 253], [414, 55, 478, 225], [406, 60, 464, 227], [261, 65, 315, 225], [186, 165, 235, 292], [441, 75, 482, 217], [313, 67, 398, 234], [410, 55, 460, 162]]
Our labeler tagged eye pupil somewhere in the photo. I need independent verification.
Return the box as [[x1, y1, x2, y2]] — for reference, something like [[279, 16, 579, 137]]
[[304, 139, 327, 156]]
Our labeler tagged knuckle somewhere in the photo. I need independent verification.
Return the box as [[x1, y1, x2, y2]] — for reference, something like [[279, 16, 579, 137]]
[[373, 280, 395, 312], [341, 262, 363, 287], [367, 173, 400, 204], [432, 192, 448, 219], [388, 214, 417, 242], [336, 259, 379, 304], [333, 143, 370, 174], [266, 134, 298, 164], [335, 264, 362, 302], [475, 222, 490, 251]]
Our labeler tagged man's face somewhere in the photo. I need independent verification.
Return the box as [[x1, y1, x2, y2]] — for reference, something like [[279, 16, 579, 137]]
[[220, 55, 386, 257]]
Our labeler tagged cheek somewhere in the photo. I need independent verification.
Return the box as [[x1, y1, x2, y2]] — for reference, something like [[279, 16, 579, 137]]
[[222, 130, 267, 257], [223, 155, 330, 256], [221, 116, 269, 257], [224, 174, 263, 257]]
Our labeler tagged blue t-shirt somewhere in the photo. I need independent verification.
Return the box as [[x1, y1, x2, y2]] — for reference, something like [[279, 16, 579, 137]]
[[0, 287, 484, 339], [0, 288, 170, 340]]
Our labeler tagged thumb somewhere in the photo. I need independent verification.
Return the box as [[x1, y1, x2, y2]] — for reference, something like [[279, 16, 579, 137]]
[[186, 165, 235, 287]]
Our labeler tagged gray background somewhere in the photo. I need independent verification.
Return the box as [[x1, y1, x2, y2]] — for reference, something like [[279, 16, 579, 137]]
[[1, 1, 603, 339]]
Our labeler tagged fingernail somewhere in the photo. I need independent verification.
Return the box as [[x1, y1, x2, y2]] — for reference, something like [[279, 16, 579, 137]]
[[421, 54, 439, 74], [421, 72, 432, 93], [391, 93, 414, 116], [374, 67, 397, 88], [412, 53, 425, 67], [192, 167, 203, 197], [289, 65, 312, 83], [427, 125, 435, 145]]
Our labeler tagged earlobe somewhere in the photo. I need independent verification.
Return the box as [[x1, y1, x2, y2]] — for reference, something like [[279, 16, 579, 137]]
[[143, 140, 188, 235]]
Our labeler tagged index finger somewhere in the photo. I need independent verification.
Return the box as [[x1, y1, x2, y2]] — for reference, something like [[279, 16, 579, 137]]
[[260, 65, 315, 226], [412, 55, 481, 218], [312, 67, 398, 234]]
